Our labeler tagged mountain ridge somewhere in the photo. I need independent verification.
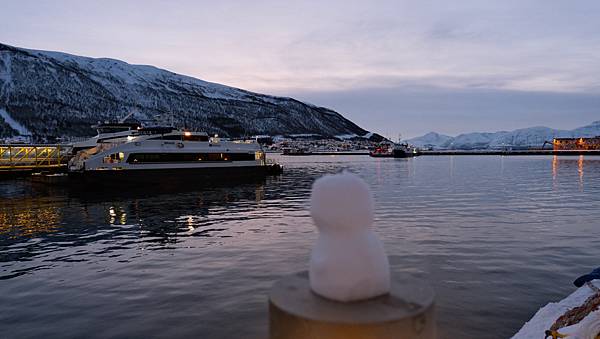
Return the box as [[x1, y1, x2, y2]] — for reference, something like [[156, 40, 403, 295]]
[[407, 121, 600, 149], [0, 43, 371, 139]]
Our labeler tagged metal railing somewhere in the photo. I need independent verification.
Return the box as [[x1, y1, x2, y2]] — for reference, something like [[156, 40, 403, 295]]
[[0, 144, 70, 170]]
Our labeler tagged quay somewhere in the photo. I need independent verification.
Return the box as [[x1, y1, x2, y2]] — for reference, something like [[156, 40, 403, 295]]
[[308, 151, 369, 156], [419, 149, 600, 156], [0, 144, 70, 177], [278, 149, 600, 157]]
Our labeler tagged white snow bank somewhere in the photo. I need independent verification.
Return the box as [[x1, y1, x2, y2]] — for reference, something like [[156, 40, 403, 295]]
[[512, 281, 600, 338], [558, 310, 600, 339]]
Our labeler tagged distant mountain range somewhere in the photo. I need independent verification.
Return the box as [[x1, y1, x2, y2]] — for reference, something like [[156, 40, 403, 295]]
[[407, 121, 600, 149], [0, 43, 375, 140]]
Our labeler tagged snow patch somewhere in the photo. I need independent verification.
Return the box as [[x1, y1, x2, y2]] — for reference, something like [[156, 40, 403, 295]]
[[335, 133, 358, 140], [0, 108, 31, 136]]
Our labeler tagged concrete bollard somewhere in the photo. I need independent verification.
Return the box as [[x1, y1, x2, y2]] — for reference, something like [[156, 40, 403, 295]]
[[269, 271, 436, 339]]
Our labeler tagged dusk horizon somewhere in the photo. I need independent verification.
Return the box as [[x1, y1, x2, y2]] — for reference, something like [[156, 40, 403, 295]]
[[2, 1, 599, 138]]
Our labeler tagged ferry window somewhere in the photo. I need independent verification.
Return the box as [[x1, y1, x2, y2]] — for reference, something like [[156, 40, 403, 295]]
[[98, 127, 130, 134], [146, 135, 210, 141], [103, 152, 124, 163], [126, 153, 255, 163], [148, 135, 182, 141], [208, 153, 223, 161], [231, 153, 255, 161], [184, 134, 209, 142]]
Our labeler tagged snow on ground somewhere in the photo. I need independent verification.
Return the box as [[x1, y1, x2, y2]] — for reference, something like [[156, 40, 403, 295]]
[[27, 47, 266, 102], [512, 281, 599, 338], [335, 134, 358, 140], [0, 108, 31, 136]]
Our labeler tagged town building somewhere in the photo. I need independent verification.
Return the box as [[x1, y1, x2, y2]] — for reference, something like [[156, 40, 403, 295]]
[[553, 137, 600, 150]]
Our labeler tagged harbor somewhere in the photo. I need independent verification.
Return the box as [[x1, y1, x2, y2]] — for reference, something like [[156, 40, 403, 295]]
[[2, 2, 600, 337], [2, 154, 599, 338], [1, 140, 599, 184]]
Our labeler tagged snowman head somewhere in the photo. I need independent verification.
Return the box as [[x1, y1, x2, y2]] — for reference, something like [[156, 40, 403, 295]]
[[310, 171, 374, 233]]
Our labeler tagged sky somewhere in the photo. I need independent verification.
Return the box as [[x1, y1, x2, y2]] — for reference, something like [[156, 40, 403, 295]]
[[1, 0, 599, 138]]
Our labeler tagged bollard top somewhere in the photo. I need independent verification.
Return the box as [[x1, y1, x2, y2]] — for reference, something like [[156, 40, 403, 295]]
[[270, 271, 435, 324]]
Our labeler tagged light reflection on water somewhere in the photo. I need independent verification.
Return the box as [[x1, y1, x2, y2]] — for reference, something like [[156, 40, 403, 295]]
[[1, 155, 600, 339]]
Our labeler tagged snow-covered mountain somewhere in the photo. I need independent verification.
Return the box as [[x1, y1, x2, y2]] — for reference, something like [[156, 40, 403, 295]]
[[408, 121, 600, 149], [405, 132, 453, 148], [0, 43, 370, 139]]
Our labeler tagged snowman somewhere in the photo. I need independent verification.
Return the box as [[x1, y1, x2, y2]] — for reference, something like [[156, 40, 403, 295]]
[[309, 171, 391, 302]]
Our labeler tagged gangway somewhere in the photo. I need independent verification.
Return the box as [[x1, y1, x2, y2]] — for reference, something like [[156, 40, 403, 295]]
[[0, 144, 71, 172]]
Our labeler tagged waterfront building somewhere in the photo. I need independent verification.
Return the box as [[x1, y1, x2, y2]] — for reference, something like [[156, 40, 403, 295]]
[[553, 136, 600, 150]]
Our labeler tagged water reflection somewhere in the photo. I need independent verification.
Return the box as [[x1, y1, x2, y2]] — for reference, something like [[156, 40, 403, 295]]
[[552, 155, 558, 189], [549, 155, 600, 192], [0, 180, 268, 264], [0, 197, 62, 239], [579, 155, 584, 190]]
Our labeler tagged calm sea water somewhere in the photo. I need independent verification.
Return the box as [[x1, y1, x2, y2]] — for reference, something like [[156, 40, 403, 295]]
[[1, 155, 600, 339]]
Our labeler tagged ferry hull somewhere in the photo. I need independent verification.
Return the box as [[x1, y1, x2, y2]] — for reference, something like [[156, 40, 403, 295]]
[[392, 149, 420, 158], [66, 165, 282, 188]]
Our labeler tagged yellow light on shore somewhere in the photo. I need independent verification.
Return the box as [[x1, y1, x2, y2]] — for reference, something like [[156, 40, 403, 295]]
[[184, 131, 192, 137]]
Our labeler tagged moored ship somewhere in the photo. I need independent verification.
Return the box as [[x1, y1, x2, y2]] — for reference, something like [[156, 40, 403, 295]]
[[369, 143, 394, 157], [66, 125, 281, 186], [369, 142, 419, 158], [392, 143, 420, 158]]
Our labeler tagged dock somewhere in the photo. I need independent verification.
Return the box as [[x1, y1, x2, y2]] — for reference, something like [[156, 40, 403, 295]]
[[0, 144, 70, 177], [280, 149, 600, 157], [310, 151, 369, 155], [419, 149, 600, 156]]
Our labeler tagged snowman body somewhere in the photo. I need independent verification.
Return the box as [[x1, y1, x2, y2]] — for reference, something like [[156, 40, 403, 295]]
[[309, 172, 391, 302]]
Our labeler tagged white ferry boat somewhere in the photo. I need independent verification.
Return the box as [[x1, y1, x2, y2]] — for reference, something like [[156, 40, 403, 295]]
[[67, 126, 281, 184], [71, 113, 142, 153], [70, 121, 140, 153]]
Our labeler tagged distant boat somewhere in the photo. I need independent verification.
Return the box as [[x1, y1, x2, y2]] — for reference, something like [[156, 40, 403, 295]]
[[392, 143, 420, 158], [369, 142, 419, 158], [369, 144, 394, 157]]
